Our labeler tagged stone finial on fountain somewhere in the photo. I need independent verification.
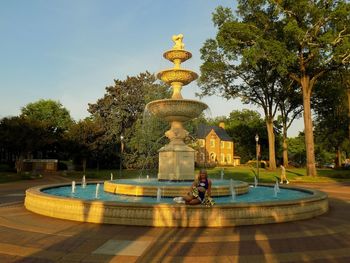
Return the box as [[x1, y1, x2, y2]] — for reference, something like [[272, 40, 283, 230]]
[[172, 34, 185, 50]]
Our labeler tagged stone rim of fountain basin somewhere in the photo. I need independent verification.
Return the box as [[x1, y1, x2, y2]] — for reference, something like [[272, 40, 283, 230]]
[[104, 179, 249, 197], [146, 99, 208, 122], [25, 182, 328, 227], [157, 69, 198, 86]]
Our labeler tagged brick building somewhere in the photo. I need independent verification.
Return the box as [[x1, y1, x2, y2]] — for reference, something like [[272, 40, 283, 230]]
[[196, 122, 240, 166]]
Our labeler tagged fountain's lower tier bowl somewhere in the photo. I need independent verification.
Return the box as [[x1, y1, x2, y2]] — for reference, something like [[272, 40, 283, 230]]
[[104, 179, 249, 197], [25, 183, 328, 227]]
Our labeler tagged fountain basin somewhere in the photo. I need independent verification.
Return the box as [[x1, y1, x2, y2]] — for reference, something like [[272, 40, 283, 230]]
[[104, 179, 249, 197], [25, 183, 328, 227], [157, 69, 198, 86], [146, 99, 208, 122]]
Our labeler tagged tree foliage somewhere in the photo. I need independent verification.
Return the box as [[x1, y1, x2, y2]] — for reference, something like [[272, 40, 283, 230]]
[[273, 0, 350, 175], [21, 99, 73, 131], [88, 71, 171, 169], [199, 3, 297, 169], [0, 116, 62, 161], [223, 109, 269, 163], [200, 0, 350, 175], [66, 117, 105, 170], [313, 70, 349, 166]]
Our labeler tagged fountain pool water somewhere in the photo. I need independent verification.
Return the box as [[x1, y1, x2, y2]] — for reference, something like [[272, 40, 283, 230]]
[[43, 183, 311, 203], [25, 181, 328, 227], [24, 34, 328, 227]]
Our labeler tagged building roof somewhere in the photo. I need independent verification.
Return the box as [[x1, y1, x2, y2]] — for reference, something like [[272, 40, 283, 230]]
[[197, 124, 233, 142]]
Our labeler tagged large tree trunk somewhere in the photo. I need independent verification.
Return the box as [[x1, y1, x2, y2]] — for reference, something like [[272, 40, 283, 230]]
[[347, 89, 350, 140], [335, 147, 341, 168], [301, 76, 317, 176], [282, 123, 289, 167], [266, 118, 276, 170]]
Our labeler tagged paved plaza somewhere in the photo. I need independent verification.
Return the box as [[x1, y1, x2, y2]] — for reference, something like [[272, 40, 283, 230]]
[[0, 175, 349, 262]]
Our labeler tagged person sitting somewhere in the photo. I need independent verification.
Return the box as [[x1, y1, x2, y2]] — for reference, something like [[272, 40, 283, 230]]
[[182, 169, 212, 205]]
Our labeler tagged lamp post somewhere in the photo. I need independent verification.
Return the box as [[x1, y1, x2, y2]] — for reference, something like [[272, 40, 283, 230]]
[[255, 134, 259, 180], [120, 135, 124, 177]]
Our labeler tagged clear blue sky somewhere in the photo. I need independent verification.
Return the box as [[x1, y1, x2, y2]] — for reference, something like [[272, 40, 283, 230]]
[[0, 0, 303, 136]]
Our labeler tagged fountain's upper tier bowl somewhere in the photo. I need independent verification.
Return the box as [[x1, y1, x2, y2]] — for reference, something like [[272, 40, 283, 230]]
[[146, 99, 208, 122], [163, 49, 192, 63], [157, 69, 198, 86]]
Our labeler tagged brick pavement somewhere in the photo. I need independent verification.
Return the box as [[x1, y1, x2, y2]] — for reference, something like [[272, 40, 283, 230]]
[[0, 175, 349, 262]]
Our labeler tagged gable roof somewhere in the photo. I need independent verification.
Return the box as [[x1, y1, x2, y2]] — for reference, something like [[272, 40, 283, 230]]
[[197, 124, 233, 141]]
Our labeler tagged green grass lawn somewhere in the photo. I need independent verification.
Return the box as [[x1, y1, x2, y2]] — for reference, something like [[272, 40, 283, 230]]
[[61, 165, 350, 184], [1, 165, 350, 184], [0, 172, 43, 183], [204, 166, 350, 183]]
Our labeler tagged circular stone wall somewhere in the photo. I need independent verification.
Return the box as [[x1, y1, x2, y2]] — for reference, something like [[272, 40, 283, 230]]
[[103, 180, 249, 197], [25, 183, 328, 227]]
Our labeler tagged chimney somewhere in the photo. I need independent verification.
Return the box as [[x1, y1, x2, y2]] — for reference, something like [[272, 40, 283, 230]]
[[219, 122, 225, 129]]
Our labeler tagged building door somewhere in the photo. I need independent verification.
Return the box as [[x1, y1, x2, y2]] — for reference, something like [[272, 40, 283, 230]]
[[210, 152, 216, 163]]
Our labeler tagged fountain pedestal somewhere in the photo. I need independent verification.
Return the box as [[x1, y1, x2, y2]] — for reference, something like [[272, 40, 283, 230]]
[[158, 120, 195, 180], [158, 145, 195, 181]]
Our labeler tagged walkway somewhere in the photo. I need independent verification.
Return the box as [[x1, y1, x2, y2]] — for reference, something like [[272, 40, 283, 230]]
[[0, 175, 349, 262]]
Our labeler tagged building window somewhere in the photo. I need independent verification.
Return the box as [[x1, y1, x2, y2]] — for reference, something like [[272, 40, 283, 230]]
[[227, 142, 231, 149], [210, 152, 216, 162], [200, 153, 205, 161], [221, 153, 225, 163], [199, 139, 205, 147], [210, 139, 215, 147], [226, 154, 231, 163], [221, 141, 224, 149]]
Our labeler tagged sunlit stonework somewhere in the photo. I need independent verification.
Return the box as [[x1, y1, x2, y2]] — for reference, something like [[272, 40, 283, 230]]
[[146, 34, 208, 181]]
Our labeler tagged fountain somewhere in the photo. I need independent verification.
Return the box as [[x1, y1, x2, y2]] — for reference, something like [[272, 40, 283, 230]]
[[95, 183, 100, 199], [274, 179, 281, 197], [82, 176, 86, 188], [156, 187, 162, 202], [146, 33, 208, 181], [71, 181, 76, 193], [103, 34, 249, 196], [24, 34, 328, 227], [230, 179, 236, 201]]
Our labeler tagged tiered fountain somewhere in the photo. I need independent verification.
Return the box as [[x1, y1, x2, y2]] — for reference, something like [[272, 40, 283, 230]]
[[147, 33, 208, 181], [103, 34, 248, 196], [24, 35, 328, 227]]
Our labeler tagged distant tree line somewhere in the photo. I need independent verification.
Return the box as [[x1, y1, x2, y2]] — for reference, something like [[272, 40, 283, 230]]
[[1, 66, 349, 174]]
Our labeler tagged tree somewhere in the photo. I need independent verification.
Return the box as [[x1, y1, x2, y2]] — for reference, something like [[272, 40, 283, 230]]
[[0, 116, 59, 171], [288, 132, 306, 167], [313, 70, 349, 167], [67, 117, 105, 172], [21, 99, 73, 131], [199, 4, 291, 170], [225, 110, 268, 163], [88, 71, 171, 169], [277, 79, 302, 167], [273, 0, 350, 176], [20, 99, 74, 160], [201, 0, 350, 176]]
